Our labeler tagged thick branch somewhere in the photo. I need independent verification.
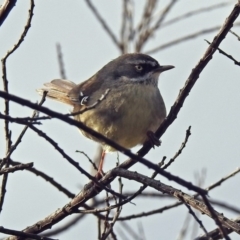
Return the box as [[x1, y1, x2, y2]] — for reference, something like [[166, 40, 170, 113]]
[[0, 0, 17, 27], [110, 169, 240, 236]]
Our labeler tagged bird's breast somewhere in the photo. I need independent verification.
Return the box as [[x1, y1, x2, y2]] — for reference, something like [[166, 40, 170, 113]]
[[75, 83, 166, 151]]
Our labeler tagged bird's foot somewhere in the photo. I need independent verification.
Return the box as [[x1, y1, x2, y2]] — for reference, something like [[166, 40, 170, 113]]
[[146, 131, 161, 148]]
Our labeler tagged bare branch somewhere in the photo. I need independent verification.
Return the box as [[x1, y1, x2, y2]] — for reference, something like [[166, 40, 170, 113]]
[[0, 226, 56, 240], [144, 2, 240, 155], [137, 0, 157, 34], [210, 199, 240, 214], [43, 215, 86, 237], [163, 126, 191, 170], [3, 2, 240, 237], [230, 29, 240, 40], [195, 216, 240, 240], [152, 0, 178, 30], [116, 167, 240, 221], [120, 0, 135, 53], [76, 163, 161, 215], [0, 0, 17, 27], [162, 2, 232, 28], [0, 112, 42, 125], [0, 162, 33, 174], [101, 177, 123, 240], [135, 0, 178, 52], [135, 0, 157, 52], [0, 91, 207, 195], [201, 195, 230, 240], [56, 43, 66, 79], [28, 125, 125, 200], [146, 25, 237, 54], [0, 0, 35, 215], [84, 0, 122, 51], [10, 159, 75, 199], [180, 196, 209, 238], [76, 150, 98, 172], [206, 167, 240, 191], [111, 168, 240, 236], [0, 92, 47, 169], [120, 221, 142, 239], [206, 39, 240, 66], [120, 0, 127, 52]]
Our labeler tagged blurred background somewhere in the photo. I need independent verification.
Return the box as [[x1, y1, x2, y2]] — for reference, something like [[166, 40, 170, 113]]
[[0, 0, 240, 239]]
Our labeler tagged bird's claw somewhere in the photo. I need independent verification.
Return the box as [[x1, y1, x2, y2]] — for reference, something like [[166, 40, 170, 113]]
[[146, 131, 161, 148]]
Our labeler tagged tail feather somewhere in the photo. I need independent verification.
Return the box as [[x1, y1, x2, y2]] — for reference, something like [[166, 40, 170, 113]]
[[37, 79, 77, 105]]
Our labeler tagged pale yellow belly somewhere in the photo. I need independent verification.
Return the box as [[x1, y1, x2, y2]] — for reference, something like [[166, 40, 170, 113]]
[[77, 83, 166, 152]]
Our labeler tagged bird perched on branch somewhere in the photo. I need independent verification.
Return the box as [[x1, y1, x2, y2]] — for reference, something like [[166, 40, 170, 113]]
[[37, 53, 174, 177]]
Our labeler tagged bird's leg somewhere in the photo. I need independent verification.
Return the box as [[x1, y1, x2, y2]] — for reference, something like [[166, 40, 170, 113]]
[[95, 150, 106, 180], [146, 130, 161, 148]]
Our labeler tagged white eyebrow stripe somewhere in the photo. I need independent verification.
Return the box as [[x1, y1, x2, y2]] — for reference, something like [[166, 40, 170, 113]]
[[127, 60, 158, 66]]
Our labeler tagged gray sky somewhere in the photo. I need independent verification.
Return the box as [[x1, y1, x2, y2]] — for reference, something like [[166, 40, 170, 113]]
[[0, 0, 240, 239]]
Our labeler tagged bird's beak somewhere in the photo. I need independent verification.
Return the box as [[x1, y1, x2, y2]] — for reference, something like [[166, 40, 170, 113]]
[[157, 65, 175, 72]]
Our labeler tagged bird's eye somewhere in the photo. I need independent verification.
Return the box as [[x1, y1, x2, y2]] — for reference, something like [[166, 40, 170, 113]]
[[135, 65, 143, 72]]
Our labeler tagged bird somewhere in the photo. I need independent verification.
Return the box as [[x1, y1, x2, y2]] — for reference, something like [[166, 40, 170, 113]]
[[37, 53, 174, 176]]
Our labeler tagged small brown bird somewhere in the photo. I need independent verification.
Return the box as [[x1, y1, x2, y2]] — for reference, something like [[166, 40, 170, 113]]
[[37, 53, 174, 175]]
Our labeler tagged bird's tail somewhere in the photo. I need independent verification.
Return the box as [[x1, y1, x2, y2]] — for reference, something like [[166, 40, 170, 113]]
[[37, 79, 77, 105]]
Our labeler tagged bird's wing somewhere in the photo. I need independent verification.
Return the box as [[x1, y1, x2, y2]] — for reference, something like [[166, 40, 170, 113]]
[[68, 75, 105, 107]]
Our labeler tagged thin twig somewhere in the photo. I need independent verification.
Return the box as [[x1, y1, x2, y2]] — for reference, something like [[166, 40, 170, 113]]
[[28, 125, 126, 199], [210, 199, 240, 214], [176, 211, 192, 240], [84, 0, 122, 51], [230, 29, 240, 40], [101, 191, 110, 237], [76, 150, 98, 171], [180, 196, 209, 238], [152, 0, 177, 30], [135, 0, 178, 52], [120, 221, 141, 239], [162, 2, 232, 28], [9, 159, 75, 199], [98, 217, 101, 240], [43, 215, 86, 237], [206, 39, 240, 66], [120, 0, 128, 53], [115, 167, 240, 221], [0, 92, 47, 169], [0, 112, 42, 125], [0, 0, 35, 215], [195, 216, 240, 240], [56, 43, 66, 79], [0, 226, 57, 240], [206, 167, 240, 191], [159, 156, 166, 167], [163, 126, 191, 169], [111, 168, 240, 236], [1, 0, 35, 149], [101, 177, 123, 240], [0, 162, 33, 175], [95, 190, 240, 215], [146, 24, 240, 54], [135, 0, 157, 52]]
